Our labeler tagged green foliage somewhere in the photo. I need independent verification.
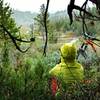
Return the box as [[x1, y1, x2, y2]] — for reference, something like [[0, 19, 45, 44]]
[[0, 0, 20, 54], [0, 47, 100, 99], [1, 41, 10, 68], [0, 0, 19, 36], [0, 47, 61, 99]]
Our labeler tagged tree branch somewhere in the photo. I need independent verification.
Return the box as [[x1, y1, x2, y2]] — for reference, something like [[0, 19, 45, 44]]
[[43, 0, 50, 56], [0, 24, 35, 53], [68, 0, 100, 25]]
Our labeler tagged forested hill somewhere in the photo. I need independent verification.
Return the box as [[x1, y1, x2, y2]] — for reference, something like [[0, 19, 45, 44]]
[[12, 10, 67, 26], [12, 10, 37, 26]]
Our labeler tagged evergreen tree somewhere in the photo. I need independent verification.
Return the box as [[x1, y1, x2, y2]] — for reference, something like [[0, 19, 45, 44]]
[[0, 0, 19, 38], [34, 4, 49, 35], [0, 0, 19, 68]]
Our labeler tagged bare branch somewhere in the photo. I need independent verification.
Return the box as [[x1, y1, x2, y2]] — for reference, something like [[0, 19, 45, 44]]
[[43, 0, 50, 56]]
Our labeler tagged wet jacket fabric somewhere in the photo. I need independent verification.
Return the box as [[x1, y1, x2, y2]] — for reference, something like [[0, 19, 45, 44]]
[[49, 43, 84, 83]]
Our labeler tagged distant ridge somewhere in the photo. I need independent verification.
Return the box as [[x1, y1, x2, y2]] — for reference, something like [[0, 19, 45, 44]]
[[12, 10, 67, 26], [12, 10, 37, 26]]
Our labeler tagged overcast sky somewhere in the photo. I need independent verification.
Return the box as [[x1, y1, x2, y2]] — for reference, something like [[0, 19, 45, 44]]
[[4, 0, 93, 13]]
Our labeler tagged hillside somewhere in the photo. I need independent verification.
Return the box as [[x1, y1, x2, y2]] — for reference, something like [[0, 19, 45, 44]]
[[12, 10, 67, 26], [12, 10, 37, 26]]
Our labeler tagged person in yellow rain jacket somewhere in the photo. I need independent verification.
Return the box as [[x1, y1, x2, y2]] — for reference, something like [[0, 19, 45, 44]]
[[49, 43, 84, 84]]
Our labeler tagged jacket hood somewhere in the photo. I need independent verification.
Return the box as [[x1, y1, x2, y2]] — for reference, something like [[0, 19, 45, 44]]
[[60, 43, 76, 62]]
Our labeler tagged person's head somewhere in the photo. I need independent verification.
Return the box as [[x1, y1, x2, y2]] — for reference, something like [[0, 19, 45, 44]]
[[60, 43, 76, 62]]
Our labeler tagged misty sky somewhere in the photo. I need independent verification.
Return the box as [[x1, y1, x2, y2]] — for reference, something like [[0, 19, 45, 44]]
[[4, 0, 93, 13]]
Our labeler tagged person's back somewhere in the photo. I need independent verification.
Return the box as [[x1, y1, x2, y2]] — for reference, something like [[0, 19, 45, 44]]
[[49, 43, 84, 84]]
